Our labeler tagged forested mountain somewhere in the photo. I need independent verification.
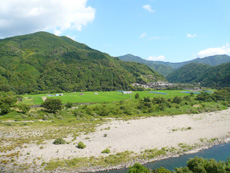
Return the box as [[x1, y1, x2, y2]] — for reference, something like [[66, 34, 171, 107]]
[[0, 32, 165, 94], [166, 63, 211, 83], [167, 62, 230, 87], [119, 54, 174, 76], [151, 55, 230, 68], [200, 62, 230, 87], [119, 54, 230, 76]]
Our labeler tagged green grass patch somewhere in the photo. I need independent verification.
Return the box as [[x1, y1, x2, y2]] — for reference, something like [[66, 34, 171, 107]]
[[21, 90, 191, 105]]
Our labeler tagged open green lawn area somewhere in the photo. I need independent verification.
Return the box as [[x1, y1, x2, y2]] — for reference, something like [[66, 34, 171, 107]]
[[22, 90, 192, 105]]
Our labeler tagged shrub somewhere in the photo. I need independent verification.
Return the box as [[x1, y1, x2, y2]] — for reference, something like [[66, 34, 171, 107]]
[[144, 97, 151, 102], [42, 98, 62, 113], [190, 92, 194, 97], [127, 163, 150, 173], [0, 103, 11, 114], [77, 141, 86, 149], [153, 167, 171, 173], [135, 93, 140, 99], [53, 138, 66, 145], [65, 102, 73, 108], [173, 96, 182, 104], [158, 103, 166, 111], [17, 103, 30, 113], [101, 148, 110, 154]]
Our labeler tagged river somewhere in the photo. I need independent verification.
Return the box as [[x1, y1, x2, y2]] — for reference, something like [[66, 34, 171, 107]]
[[96, 142, 230, 173]]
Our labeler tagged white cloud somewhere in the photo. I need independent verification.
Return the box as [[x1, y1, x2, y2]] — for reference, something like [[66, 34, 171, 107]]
[[197, 43, 230, 58], [149, 36, 160, 40], [143, 4, 155, 13], [0, 0, 95, 37], [187, 33, 197, 38], [147, 55, 165, 61], [140, 33, 147, 38]]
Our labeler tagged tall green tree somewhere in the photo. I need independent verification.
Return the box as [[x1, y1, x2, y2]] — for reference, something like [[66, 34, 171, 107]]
[[42, 98, 62, 113]]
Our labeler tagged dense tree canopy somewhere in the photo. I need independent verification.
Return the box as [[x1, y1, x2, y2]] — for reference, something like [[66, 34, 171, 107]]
[[167, 62, 230, 88], [41, 98, 62, 113], [0, 91, 17, 114], [128, 157, 230, 173]]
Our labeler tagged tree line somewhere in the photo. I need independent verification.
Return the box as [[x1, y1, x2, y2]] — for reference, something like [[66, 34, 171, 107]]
[[127, 156, 230, 173]]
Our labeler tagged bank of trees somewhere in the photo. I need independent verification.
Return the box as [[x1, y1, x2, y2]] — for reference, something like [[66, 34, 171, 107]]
[[72, 88, 230, 118], [127, 157, 230, 173], [0, 91, 17, 114]]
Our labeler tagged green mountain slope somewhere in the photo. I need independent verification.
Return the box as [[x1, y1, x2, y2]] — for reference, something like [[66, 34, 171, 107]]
[[166, 63, 211, 83], [0, 32, 165, 94], [119, 54, 175, 76], [146, 55, 230, 68], [119, 54, 230, 75], [200, 62, 230, 87], [192, 55, 230, 66], [166, 62, 230, 87]]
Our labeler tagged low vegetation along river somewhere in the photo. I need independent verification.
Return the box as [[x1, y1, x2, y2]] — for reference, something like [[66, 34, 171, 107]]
[[96, 142, 230, 173]]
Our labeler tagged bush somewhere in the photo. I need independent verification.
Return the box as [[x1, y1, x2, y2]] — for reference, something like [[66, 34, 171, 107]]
[[17, 103, 30, 113], [135, 93, 140, 99], [127, 163, 150, 173], [152, 167, 171, 173], [196, 92, 213, 102], [101, 148, 110, 154], [144, 97, 151, 102], [158, 103, 166, 111], [42, 98, 62, 113], [53, 138, 66, 145], [65, 102, 73, 108], [173, 96, 182, 104], [77, 141, 86, 149], [0, 103, 11, 114]]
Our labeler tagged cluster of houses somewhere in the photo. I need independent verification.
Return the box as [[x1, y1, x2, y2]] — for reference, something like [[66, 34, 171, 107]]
[[131, 81, 174, 89]]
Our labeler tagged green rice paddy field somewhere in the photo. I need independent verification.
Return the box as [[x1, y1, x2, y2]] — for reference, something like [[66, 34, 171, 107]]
[[22, 90, 192, 105]]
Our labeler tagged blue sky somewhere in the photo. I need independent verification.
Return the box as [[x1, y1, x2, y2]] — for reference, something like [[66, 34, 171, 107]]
[[0, 0, 230, 62]]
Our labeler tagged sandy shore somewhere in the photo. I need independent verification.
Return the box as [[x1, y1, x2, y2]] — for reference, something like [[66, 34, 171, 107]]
[[1, 108, 230, 172]]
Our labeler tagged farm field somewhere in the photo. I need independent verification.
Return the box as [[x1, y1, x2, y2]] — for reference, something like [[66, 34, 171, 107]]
[[22, 90, 191, 105]]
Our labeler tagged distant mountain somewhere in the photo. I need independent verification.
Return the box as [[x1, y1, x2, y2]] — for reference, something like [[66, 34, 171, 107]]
[[166, 63, 211, 83], [200, 62, 230, 87], [119, 54, 175, 76], [119, 54, 230, 76], [189, 55, 230, 66], [167, 62, 230, 87], [150, 55, 230, 68], [0, 32, 165, 94]]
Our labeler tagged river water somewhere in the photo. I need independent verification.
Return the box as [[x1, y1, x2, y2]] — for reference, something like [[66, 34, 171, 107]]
[[96, 142, 230, 173]]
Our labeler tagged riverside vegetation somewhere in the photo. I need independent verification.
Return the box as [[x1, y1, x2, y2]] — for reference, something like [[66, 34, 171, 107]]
[[0, 88, 230, 172], [128, 157, 230, 173]]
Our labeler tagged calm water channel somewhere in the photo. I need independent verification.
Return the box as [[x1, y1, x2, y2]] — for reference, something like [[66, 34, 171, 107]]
[[95, 142, 230, 173]]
